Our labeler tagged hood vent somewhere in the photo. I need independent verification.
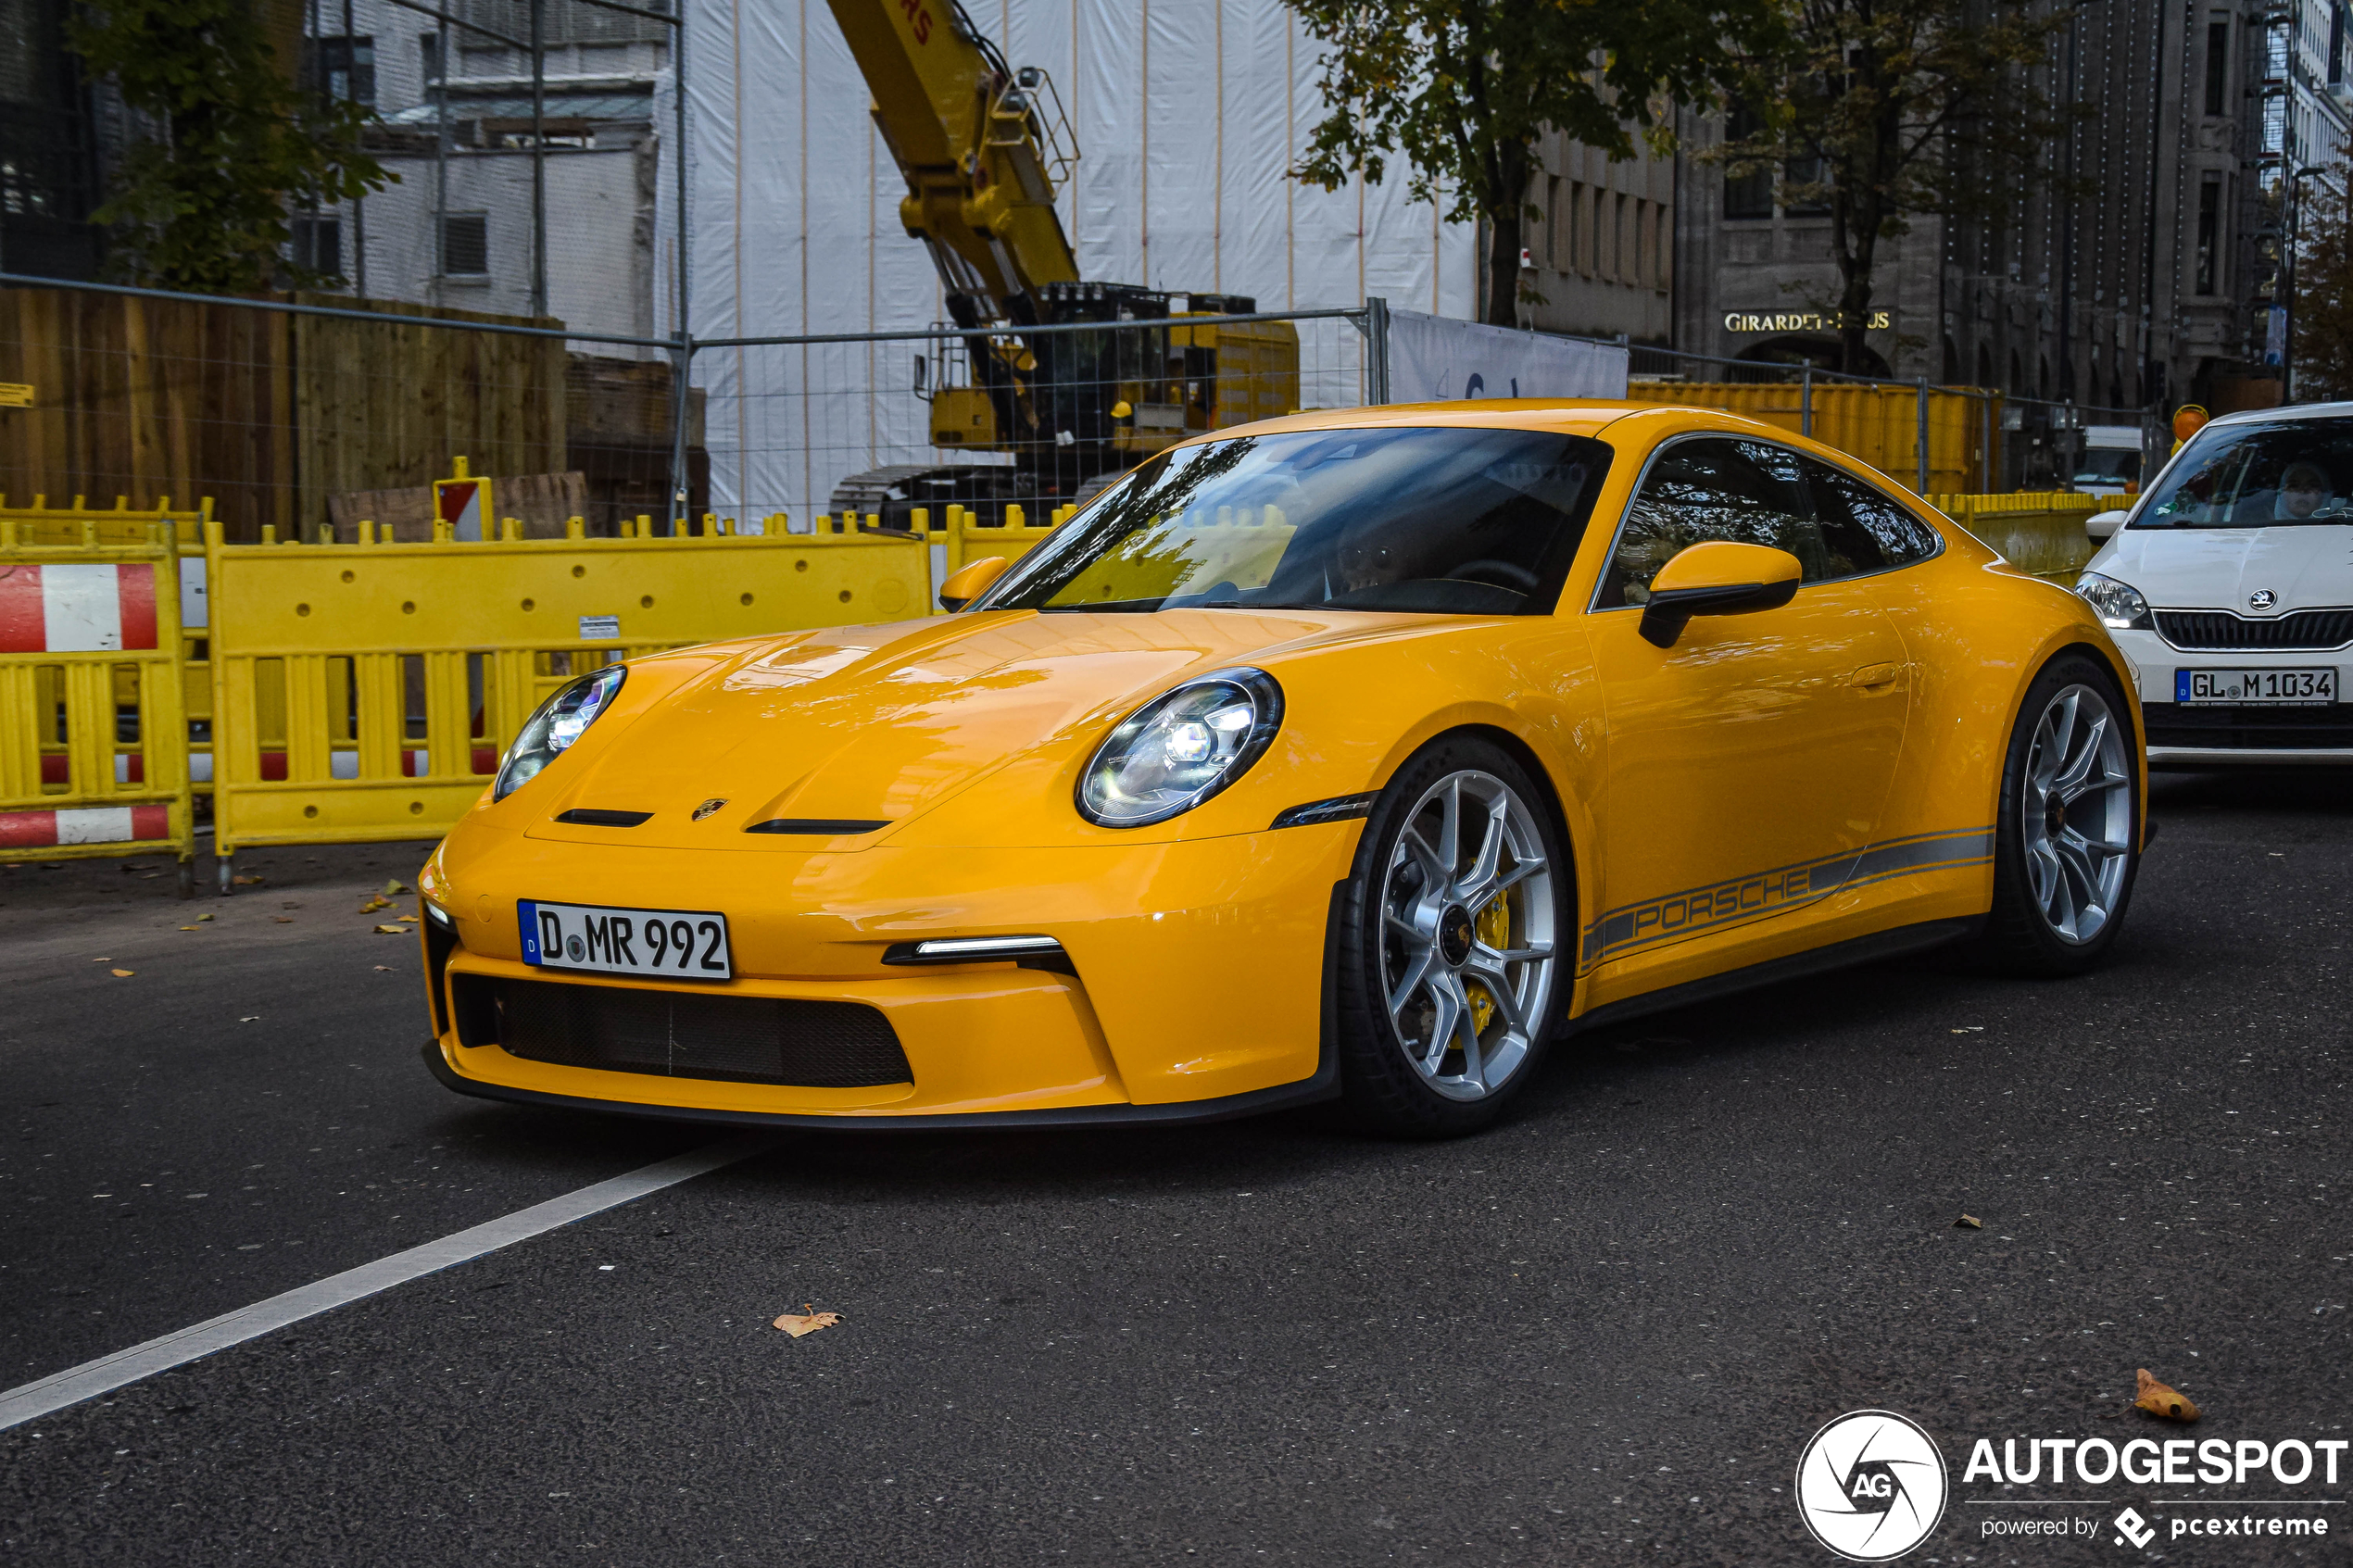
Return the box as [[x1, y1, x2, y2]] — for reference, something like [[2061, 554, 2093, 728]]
[[744, 817, 891, 835], [554, 808, 653, 827]]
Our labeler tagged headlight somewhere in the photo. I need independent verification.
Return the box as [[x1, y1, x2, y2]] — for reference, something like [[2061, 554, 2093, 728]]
[[493, 665, 626, 801], [1077, 668, 1283, 827], [2074, 571, 2151, 631]]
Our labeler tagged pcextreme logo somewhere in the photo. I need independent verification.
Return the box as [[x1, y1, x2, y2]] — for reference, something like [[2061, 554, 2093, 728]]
[[1795, 1410, 1951, 1561]]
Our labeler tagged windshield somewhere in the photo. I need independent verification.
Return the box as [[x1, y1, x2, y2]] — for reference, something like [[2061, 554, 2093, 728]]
[[976, 426, 1612, 616], [2133, 420, 2353, 528]]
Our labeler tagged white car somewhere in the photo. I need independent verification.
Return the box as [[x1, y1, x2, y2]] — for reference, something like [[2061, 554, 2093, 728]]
[[2076, 402, 2353, 765]]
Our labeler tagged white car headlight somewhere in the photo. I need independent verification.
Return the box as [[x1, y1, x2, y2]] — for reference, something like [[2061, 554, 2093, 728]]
[[1078, 669, 1283, 828], [2074, 571, 2151, 631], [494, 665, 626, 801]]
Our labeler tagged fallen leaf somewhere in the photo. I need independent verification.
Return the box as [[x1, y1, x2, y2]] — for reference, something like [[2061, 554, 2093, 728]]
[[396, 914, 420, 923], [92, 957, 112, 962], [110, 968, 134, 977], [359, 896, 392, 912], [383, 879, 411, 896], [773, 1304, 841, 1339], [1950, 1025, 1984, 1035], [195, 912, 215, 922], [1957, 1214, 1982, 1229], [272, 916, 294, 923], [232, 874, 264, 885], [372, 923, 408, 935], [239, 1015, 259, 1022], [2134, 1368, 2200, 1423], [373, 965, 393, 972], [179, 924, 202, 932]]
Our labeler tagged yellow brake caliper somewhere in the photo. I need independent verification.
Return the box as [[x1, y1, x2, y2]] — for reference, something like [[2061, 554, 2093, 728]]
[[1466, 892, 1511, 1033]]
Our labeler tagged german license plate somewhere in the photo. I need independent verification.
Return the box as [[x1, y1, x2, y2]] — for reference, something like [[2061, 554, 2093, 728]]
[[519, 899, 732, 979], [2174, 668, 2337, 706]]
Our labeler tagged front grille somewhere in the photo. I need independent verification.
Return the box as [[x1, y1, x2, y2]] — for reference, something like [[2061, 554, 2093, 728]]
[[454, 975, 911, 1087], [2156, 608, 2353, 651], [2145, 702, 2353, 751]]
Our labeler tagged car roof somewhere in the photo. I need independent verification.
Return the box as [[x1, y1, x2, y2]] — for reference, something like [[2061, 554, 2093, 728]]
[[2208, 400, 2353, 427], [1188, 399, 1793, 444]]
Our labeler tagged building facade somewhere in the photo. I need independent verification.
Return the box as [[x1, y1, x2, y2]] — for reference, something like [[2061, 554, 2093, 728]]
[[1673, 0, 2353, 482], [1509, 130, 1676, 344], [298, 0, 669, 344]]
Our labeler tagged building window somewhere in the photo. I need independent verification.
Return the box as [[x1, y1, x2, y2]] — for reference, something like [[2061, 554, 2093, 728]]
[[2331, 2, 2345, 83], [1545, 176, 1561, 268], [1723, 105, 1773, 220], [1783, 148, 1830, 216], [441, 211, 489, 277], [2206, 20, 2230, 114], [2195, 176, 2221, 295], [291, 213, 342, 278], [1653, 204, 1669, 289], [310, 35, 375, 106], [420, 31, 443, 82]]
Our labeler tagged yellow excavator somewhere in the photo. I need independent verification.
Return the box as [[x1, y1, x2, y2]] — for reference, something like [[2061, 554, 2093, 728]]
[[824, 0, 1299, 526]]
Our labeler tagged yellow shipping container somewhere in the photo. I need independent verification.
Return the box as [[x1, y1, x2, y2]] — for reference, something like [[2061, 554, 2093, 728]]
[[1620, 381, 1997, 496]]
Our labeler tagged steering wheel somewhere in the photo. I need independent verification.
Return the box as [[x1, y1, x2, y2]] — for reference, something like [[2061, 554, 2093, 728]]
[[1445, 559, 1541, 596]]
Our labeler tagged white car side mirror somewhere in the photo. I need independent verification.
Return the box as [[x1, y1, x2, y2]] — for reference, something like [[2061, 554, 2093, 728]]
[[2085, 509, 2127, 541]]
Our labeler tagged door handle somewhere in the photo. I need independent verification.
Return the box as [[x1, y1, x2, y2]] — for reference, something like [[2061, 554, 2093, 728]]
[[1848, 661, 1907, 690]]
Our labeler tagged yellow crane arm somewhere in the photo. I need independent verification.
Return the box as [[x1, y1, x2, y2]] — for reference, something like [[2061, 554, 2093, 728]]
[[824, 0, 1080, 320]]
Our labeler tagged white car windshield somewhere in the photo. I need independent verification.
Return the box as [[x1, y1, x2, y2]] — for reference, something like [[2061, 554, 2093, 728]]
[[977, 426, 1613, 616], [2134, 420, 2353, 528]]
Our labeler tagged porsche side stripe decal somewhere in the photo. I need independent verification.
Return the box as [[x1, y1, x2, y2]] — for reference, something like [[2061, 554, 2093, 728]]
[[1579, 826, 1995, 967]]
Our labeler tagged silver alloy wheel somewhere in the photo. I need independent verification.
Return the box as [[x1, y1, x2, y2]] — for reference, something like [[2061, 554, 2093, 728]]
[[2022, 682, 2133, 944], [1377, 770, 1558, 1101]]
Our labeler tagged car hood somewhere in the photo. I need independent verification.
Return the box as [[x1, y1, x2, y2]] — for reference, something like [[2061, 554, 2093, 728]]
[[522, 606, 1440, 849], [2091, 523, 2353, 611]]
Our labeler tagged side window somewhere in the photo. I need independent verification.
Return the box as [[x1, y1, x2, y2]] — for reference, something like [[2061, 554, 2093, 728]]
[[1802, 458, 1943, 571], [1595, 437, 1829, 608]]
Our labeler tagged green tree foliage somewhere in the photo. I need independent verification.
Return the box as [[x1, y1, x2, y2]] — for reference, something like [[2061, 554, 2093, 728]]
[[67, 0, 394, 292], [1707, 0, 2075, 374], [2293, 175, 2353, 401], [1285, 0, 1777, 328]]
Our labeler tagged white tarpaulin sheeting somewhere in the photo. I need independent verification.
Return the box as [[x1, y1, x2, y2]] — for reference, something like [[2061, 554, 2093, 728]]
[[659, 0, 1481, 522], [1386, 308, 1630, 403]]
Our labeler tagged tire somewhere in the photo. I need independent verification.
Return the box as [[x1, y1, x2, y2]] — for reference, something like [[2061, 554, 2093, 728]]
[[1332, 735, 1572, 1137], [1971, 652, 2142, 976]]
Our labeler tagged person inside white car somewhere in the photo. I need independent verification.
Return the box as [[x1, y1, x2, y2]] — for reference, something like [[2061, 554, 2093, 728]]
[[2275, 461, 2332, 520]]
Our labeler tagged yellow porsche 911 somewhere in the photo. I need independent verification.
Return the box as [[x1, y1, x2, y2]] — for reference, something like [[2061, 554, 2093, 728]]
[[418, 404, 2146, 1136]]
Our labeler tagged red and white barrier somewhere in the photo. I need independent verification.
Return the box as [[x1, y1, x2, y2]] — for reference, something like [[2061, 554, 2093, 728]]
[[0, 562, 159, 652], [0, 804, 171, 848]]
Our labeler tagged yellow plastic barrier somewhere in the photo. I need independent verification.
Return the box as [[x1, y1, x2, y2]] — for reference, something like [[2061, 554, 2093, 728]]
[[1930, 492, 2108, 581], [204, 519, 926, 884], [0, 495, 218, 793], [0, 514, 196, 884]]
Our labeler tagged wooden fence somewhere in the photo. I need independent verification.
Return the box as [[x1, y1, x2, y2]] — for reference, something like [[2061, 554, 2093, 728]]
[[0, 286, 568, 541]]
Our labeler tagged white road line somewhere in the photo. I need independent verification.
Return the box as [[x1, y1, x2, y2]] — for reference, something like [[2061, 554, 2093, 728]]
[[0, 1135, 769, 1433]]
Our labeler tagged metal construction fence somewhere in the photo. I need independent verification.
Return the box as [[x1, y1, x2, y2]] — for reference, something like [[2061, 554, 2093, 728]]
[[1617, 341, 2165, 498]]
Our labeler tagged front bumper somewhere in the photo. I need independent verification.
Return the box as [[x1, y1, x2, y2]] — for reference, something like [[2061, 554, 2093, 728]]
[[2109, 628, 2353, 765], [422, 822, 1359, 1123]]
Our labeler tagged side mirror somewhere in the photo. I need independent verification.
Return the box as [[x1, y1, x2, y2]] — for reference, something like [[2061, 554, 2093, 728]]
[[1637, 541, 1803, 648], [2085, 509, 2127, 541], [939, 555, 1010, 612]]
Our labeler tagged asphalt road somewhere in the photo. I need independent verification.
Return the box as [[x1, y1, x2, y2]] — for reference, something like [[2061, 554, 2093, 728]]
[[1, 771, 2347, 1566]]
